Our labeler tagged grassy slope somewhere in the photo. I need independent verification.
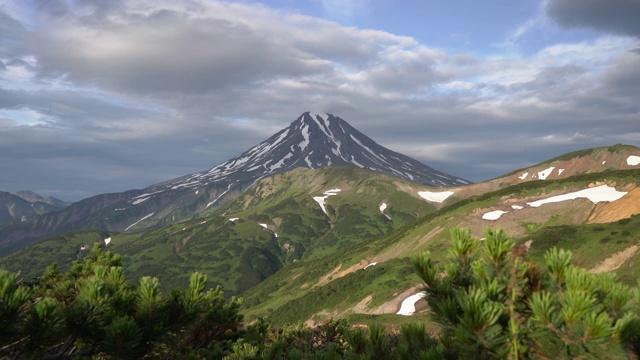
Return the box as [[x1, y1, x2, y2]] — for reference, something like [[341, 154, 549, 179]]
[[1, 153, 638, 326], [0, 167, 437, 295], [241, 169, 640, 325]]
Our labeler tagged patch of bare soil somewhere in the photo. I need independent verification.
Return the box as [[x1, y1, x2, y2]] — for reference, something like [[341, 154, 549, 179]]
[[590, 245, 639, 274], [344, 285, 425, 316], [313, 260, 368, 288], [588, 187, 640, 224], [458, 197, 595, 241]]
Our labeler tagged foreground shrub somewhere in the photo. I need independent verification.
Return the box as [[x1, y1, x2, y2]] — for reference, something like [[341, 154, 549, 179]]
[[414, 227, 640, 359], [0, 243, 243, 359]]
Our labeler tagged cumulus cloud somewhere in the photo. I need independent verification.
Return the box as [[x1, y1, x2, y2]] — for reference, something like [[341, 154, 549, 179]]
[[546, 0, 640, 37]]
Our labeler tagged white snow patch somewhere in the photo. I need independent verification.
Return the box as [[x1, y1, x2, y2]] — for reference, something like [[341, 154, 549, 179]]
[[124, 213, 154, 232], [418, 191, 454, 203], [364, 262, 378, 270], [195, 190, 199, 195], [379, 203, 391, 220], [132, 190, 164, 199], [538, 167, 555, 180], [207, 183, 233, 208], [132, 197, 150, 205], [482, 210, 508, 220], [627, 156, 640, 166], [298, 123, 310, 151], [527, 185, 627, 207], [259, 223, 268, 229], [397, 292, 427, 316], [313, 189, 341, 216], [558, 169, 565, 175], [200, 221, 207, 224], [229, 218, 239, 222], [511, 205, 524, 210], [270, 152, 293, 171], [602, 161, 606, 165], [80, 246, 86, 250], [104, 237, 111, 245], [310, 113, 333, 139], [171, 180, 201, 190], [305, 155, 314, 168], [350, 134, 381, 161]]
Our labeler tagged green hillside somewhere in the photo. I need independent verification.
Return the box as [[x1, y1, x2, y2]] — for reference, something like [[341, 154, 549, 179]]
[[1, 151, 639, 329], [241, 168, 640, 325], [0, 167, 437, 295]]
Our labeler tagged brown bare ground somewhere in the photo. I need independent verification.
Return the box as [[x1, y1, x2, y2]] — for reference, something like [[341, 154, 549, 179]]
[[590, 245, 639, 274], [342, 285, 425, 316], [588, 187, 640, 224], [313, 260, 368, 288]]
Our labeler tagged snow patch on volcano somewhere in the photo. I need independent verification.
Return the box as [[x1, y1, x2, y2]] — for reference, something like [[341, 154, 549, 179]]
[[125, 213, 155, 232]]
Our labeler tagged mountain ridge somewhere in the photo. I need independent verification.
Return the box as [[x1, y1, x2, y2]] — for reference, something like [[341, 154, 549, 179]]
[[0, 190, 71, 224], [0, 112, 466, 254]]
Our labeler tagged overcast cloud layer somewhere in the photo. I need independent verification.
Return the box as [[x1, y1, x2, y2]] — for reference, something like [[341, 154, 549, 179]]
[[1, 0, 639, 200]]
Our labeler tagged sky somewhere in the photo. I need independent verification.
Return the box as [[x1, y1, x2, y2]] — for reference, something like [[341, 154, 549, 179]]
[[0, 0, 639, 201]]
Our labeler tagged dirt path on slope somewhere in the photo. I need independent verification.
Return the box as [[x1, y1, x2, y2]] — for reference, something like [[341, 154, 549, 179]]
[[590, 244, 639, 274]]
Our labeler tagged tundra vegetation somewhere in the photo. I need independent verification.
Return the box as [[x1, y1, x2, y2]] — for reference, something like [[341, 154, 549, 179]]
[[1, 228, 639, 359]]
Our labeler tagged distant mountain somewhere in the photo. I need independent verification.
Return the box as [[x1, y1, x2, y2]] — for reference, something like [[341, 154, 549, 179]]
[[0, 112, 467, 253], [0, 190, 71, 224], [165, 112, 470, 189], [14, 190, 71, 208]]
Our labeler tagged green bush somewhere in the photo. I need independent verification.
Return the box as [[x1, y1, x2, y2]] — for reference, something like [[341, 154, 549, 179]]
[[0, 243, 243, 359]]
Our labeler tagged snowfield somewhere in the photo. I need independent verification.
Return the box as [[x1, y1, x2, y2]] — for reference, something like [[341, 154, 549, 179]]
[[313, 189, 341, 216], [481, 185, 628, 221], [364, 262, 378, 270], [537, 167, 555, 180], [125, 213, 155, 232], [482, 210, 508, 220], [379, 203, 391, 220], [132, 197, 149, 205], [397, 292, 427, 316], [527, 185, 627, 207], [417, 190, 454, 203], [628, 155, 640, 166]]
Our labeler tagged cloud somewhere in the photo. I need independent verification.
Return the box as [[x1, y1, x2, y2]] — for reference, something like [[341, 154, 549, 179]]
[[546, 0, 640, 37], [0, 0, 639, 199]]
